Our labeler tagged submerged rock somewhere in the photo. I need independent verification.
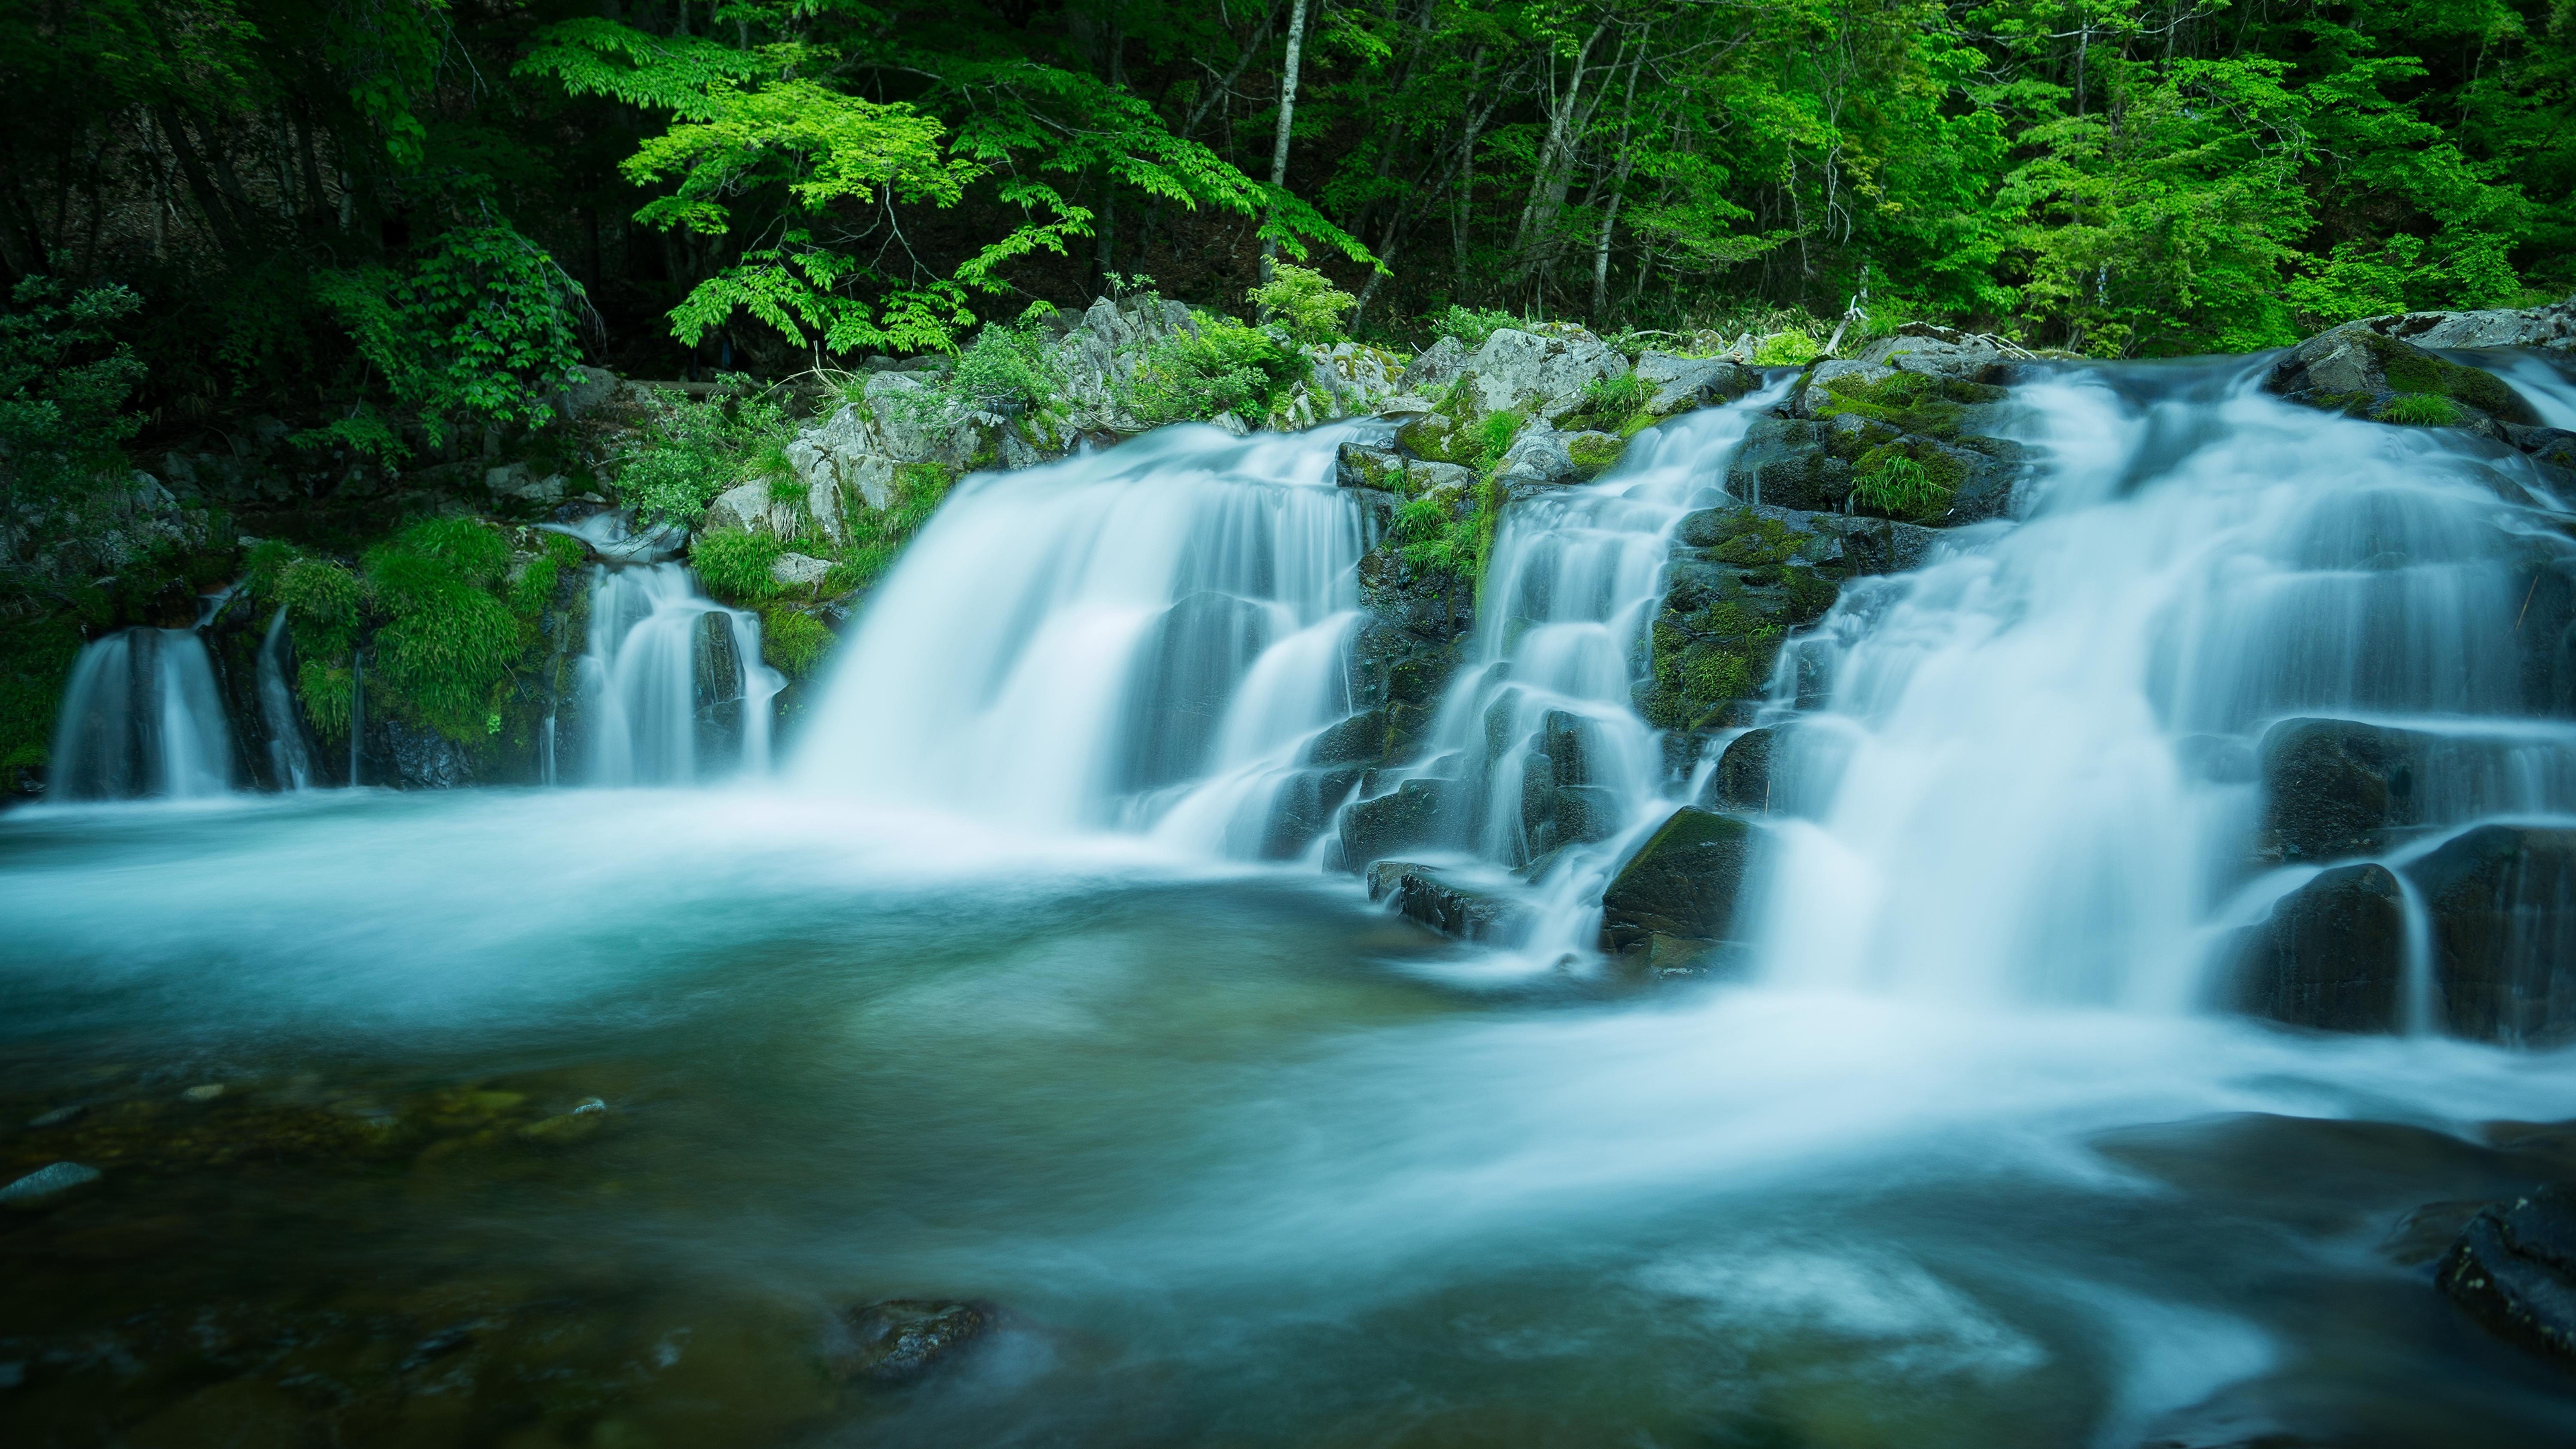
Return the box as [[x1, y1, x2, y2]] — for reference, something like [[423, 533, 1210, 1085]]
[[2408, 824, 2576, 1043], [1366, 861, 1534, 945], [2228, 864, 2406, 1033], [833, 1299, 991, 1384], [1598, 807, 1756, 975], [0, 1161, 102, 1204], [2259, 718, 2432, 863], [2439, 1184, 2576, 1362]]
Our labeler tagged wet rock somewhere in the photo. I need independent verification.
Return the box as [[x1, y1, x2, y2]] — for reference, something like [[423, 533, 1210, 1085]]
[[0, 1161, 102, 1204], [1258, 766, 1364, 859], [1352, 543, 1477, 761], [1599, 807, 1756, 975], [1633, 354, 1760, 416], [1642, 507, 1886, 731], [2265, 320, 2540, 427], [2438, 1184, 2576, 1361], [1804, 326, 2025, 405], [833, 1299, 991, 1385], [2259, 718, 2430, 862], [1700, 727, 1780, 814], [1335, 439, 1407, 493], [2406, 824, 2576, 1043], [1336, 778, 1464, 869], [1366, 861, 1534, 944], [382, 719, 472, 790], [2228, 864, 2406, 1033]]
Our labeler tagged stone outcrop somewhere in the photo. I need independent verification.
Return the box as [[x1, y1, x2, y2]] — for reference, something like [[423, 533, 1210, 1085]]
[[2258, 718, 2438, 863], [1633, 354, 1761, 417], [1511, 709, 1625, 862], [2439, 1185, 2576, 1362], [1446, 327, 1631, 421], [1366, 860, 1534, 944], [1699, 726, 1782, 814], [2366, 299, 2576, 352], [2227, 863, 2407, 1033], [1598, 806, 1758, 975], [1747, 335, 2028, 525], [2265, 320, 2542, 430], [2408, 824, 2576, 1044]]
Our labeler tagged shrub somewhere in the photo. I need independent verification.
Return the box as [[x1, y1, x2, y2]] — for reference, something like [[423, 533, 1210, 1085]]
[[1125, 312, 1303, 425], [693, 529, 784, 602], [2379, 392, 2461, 427], [1561, 372, 1650, 432], [1248, 264, 1357, 346], [0, 276, 146, 509], [1430, 305, 1523, 347], [1851, 453, 1953, 519], [615, 386, 794, 526], [360, 519, 531, 743], [1753, 331, 1823, 366]]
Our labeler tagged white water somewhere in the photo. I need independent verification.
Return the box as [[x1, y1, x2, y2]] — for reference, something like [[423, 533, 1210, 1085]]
[[796, 423, 1372, 847], [1375, 386, 1790, 955], [256, 607, 316, 790], [46, 627, 235, 801], [1752, 358, 2576, 1015], [579, 563, 782, 786]]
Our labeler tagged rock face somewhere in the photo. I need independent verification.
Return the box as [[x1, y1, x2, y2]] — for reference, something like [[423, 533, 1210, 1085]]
[[2408, 824, 2576, 1043], [1633, 354, 1760, 417], [1366, 861, 1534, 944], [2363, 298, 2576, 352], [1512, 709, 1624, 861], [1350, 547, 1478, 766], [2264, 320, 2540, 429], [2438, 1185, 2576, 1362], [1337, 777, 1464, 869], [2259, 718, 2434, 862], [2228, 864, 2406, 1032], [1598, 807, 1756, 975], [1449, 327, 1630, 420], [832, 1299, 991, 1384], [1641, 505, 1938, 733]]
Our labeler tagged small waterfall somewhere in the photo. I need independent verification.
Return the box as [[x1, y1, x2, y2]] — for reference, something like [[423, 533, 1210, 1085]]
[[47, 628, 236, 801], [348, 651, 364, 787], [578, 564, 782, 786], [794, 423, 1371, 846], [256, 608, 317, 790], [1362, 386, 1792, 952], [1750, 358, 2576, 1012]]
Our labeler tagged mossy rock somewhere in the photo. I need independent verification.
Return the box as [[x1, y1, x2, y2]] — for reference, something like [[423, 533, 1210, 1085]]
[[1809, 369, 2008, 442], [2267, 322, 2540, 427], [1565, 431, 1627, 479]]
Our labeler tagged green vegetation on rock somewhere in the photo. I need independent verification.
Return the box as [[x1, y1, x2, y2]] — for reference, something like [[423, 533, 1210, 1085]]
[[1125, 312, 1305, 427], [1851, 452, 1958, 521], [2379, 392, 2464, 428], [614, 388, 796, 528]]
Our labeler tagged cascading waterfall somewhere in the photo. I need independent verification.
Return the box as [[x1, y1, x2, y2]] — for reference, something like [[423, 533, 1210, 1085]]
[[1750, 356, 2576, 1014], [796, 422, 1371, 849], [578, 563, 782, 786], [1360, 385, 1792, 951], [256, 607, 317, 790], [47, 627, 236, 801]]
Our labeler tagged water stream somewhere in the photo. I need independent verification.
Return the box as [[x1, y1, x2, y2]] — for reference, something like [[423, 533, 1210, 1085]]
[[44, 627, 235, 802]]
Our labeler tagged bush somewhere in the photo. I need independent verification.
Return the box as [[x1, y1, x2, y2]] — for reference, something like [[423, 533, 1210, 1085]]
[[615, 386, 794, 526], [1249, 264, 1357, 345], [0, 276, 146, 510], [1752, 331, 1823, 366], [1430, 305, 1524, 348], [1561, 372, 1649, 432], [693, 529, 784, 602], [1125, 312, 1303, 425], [360, 519, 534, 743]]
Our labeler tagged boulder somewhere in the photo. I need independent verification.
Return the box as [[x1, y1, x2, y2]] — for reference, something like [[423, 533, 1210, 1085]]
[[1803, 326, 2022, 407], [2375, 297, 2576, 352], [1598, 806, 1756, 974], [832, 1299, 991, 1384], [2227, 863, 2406, 1033], [1493, 425, 1577, 494], [1400, 335, 1470, 396], [1633, 354, 1761, 416], [1701, 727, 1780, 813], [2265, 321, 2539, 427], [1258, 765, 1364, 859], [702, 480, 799, 538], [2438, 1185, 2576, 1362], [1641, 507, 1891, 731], [1336, 439, 1407, 493], [1337, 777, 1464, 869], [382, 718, 473, 790], [1366, 861, 1534, 945], [2259, 718, 2431, 862], [784, 403, 900, 537], [482, 462, 566, 505], [1041, 294, 1203, 437], [2406, 824, 2576, 1043], [1453, 327, 1629, 421], [1352, 545, 1477, 760], [769, 552, 831, 590], [1291, 342, 1410, 422]]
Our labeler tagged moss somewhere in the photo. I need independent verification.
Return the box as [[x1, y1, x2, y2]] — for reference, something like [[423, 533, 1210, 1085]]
[[1752, 331, 1823, 366], [758, 606, 834, 680], [2357, 330, 2527, 419], [1709, 513, 1805, 568], [1566, 433, 1627, 478], [2378, 392, 2463, 427], [1560, 373, 1650, 433], [1344, 448, 1403, 493], [1813, 369, 2006, 442], [1682, 647, 1756, 701], [363, 520, 527, 745]]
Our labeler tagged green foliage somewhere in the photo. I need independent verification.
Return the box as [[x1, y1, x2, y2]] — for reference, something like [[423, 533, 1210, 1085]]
[[693, 529, 784, 604], [0, 277, 146, 508], [0, 615, 84, 786], [361, 519, 527, 743], [277, 557, 365, 661], [1431, 307, 1523, 348], [1250, 264, 1357, 345], [1752, 332, 1823, 367], [614, 388, 794, 527], [2379, 392, 2463, 427], [1851, 454, 1953, 521], [759, 606, 834, 681], [1125, 311, 1304, 425], [1561, 373, 1649, 433], [317, 225, 590, 453]]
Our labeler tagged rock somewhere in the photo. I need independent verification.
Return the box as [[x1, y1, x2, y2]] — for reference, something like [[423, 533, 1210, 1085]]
[[1337, 777, 1463, 869], [1366, 861, 1535, 944], [702, 480, 798, 537], [2259, 718, 2431, 862], [2228, 864, 2406, 1032], [1258, 766, 1365, 859], [1336, 439, 1407, 493], [1454, 327, 1629, 420], [483, 462, 566, 505], [182, 1083, 224, 1102], [1701, 727, 1779, 813], [383, 718, 472, 790], [0, 1161, 102, 1204], [1598, 807, 1756, 973], [1804, 327, 2021, 408], [1493, 425, 1576, 494], [2406, 824, 2576, 1043], [833, 1299, 991, 1384], [1352, 547, 1476, 761], [548, 364, 622, 421], [2377, 297, 2576, 352], [1633, 354, 1760, 416], [769, 552, 831, 590], [1305, 711, 1387, 766], [1776, 361, 2027, 525], [1562, 431, 1627, 480], [1400, 335, 1470, 395], [2438, 1184, 2576, 1361], [784, 403, 900, 539], [1042, 294, 1204, 436], [1642, 507, 1885, 731], [2265, 320, 2540, 427], [1297, 342, 1410, 420]]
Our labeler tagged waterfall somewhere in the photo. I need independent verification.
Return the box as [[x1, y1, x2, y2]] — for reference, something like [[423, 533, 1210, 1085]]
[[578, 563, 782, 786], [1749, 358, 2576, 1011], [256, 608, 317, 790], [1359, 385, 1794, 951], [47, 628, 235, 801], [795, 422, 1371, 847]]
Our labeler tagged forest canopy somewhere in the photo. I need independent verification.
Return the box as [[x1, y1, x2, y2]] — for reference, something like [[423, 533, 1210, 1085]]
[[0, 0, 2569, 449]]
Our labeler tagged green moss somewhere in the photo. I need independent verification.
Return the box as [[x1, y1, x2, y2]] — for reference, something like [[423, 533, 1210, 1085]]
[[1682, 647, 1756, 701], [1566, 433, 1627, 478], [1813, 369, 2006, 442], [2378, 392, 2463, 427], [1851, 449, 1958, 521], [758, 606, 834, 680], [1344, 448, 1403, 493], [1560, 373, 1650, 432], [692, 530, 785, 603], [2357, 331, 2526, 419], [362, 520, 526, 745], [296, 659, 353, 742], [277, 557, 364, 659], [1709, 514, 1805, 568]]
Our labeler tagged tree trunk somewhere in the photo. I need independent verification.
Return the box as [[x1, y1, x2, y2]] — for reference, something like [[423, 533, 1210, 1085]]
[[1258, 0, 1313, 282]]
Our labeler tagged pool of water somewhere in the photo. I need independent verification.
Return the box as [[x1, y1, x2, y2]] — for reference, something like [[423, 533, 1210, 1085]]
[[5, 790, 2576, 1447]]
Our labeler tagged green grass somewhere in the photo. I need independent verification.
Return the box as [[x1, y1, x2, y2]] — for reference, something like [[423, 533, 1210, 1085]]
[[1851, 453, 1953, 520], [2378, 391, 2462, 427], [692, 530, 785, 604]]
